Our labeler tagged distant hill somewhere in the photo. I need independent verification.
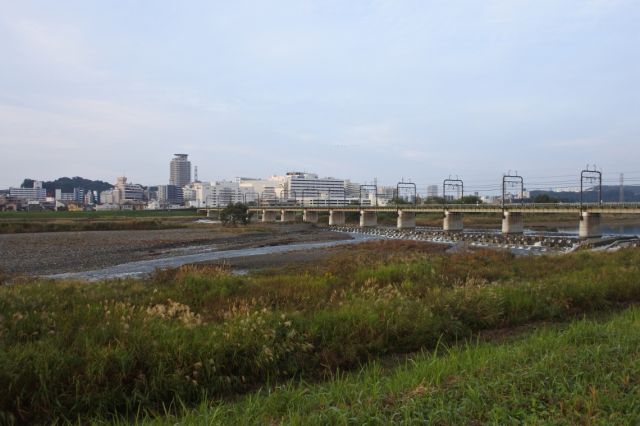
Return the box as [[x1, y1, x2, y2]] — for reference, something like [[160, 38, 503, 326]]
[[21, 177, 113, 195], [530, 185, 640, 203]]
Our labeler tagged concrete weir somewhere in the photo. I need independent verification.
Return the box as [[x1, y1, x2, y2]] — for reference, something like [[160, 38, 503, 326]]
[[443, 211, 464, 232], [303, 210, 318, 223], [329, 210, 346, 226], [397, 210, 416, 229], [501, 212, 524, 234], [360, 210, 378, 227], [280, 210, 296, 223], [579, 212, 602, 238], [261, 210, 277, 222]]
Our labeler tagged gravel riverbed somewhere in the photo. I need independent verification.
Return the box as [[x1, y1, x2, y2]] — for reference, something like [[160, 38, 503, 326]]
[[0, 224, 350, 275]]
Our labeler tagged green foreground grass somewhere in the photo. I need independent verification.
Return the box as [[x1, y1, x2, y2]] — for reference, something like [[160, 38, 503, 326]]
[[129, 306, 640, 425], [1, 244, 640, 423]]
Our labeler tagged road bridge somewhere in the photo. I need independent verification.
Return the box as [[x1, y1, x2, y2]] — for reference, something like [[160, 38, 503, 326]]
[[198, 203, 640, 239]]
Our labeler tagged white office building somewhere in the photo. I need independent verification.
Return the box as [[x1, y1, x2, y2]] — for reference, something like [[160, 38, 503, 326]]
[[188, 181, 258, 208], [281, 172, 345, 206], [9, 181, 47, 202], [99, 177, 145, 205]]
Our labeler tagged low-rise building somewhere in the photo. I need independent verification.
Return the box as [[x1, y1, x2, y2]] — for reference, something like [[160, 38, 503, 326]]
[[9, 181, 47, 202], [158, 184, 183, 205], [99, 177, 145, 206]]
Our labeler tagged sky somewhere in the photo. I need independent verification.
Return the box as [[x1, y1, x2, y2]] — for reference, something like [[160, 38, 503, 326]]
[[1, 0, 639, 193]]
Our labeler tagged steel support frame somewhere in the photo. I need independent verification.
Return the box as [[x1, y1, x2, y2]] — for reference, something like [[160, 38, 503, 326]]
[[396, 182, 417, 207]]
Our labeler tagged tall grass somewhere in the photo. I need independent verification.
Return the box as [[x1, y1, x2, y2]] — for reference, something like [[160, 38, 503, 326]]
[[1, 246, 640, 423], [136, 306, 640, 425]]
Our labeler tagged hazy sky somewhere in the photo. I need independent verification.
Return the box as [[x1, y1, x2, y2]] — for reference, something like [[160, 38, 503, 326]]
[[1, 0, 639, 192]]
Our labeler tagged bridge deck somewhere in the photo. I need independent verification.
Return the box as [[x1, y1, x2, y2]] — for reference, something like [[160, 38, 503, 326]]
[[214, 203, 640, 215]]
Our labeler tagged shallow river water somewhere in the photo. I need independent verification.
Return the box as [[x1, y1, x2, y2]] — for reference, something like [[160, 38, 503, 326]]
[[45, 223, 640, 282], [45, 233, 382, 281]]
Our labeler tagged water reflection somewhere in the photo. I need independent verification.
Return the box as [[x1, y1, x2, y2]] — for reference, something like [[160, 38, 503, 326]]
[[559, 224, 640, 237]]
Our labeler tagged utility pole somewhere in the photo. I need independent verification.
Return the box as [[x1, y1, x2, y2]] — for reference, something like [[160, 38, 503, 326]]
[[620, 173, 624, 202]]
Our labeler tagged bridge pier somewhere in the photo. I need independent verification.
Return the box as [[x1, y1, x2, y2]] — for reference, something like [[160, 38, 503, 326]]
[[303, 210, 318, 223], [443, 211, 464, 232], [579, 212, 602, 239], [359, 210, 377, 227], [329, 210, 346, 226], [280, 210, 296, 223], [397, 210, 416, 229], [261, 210, 277, 223], [501, 212, 524, 234]]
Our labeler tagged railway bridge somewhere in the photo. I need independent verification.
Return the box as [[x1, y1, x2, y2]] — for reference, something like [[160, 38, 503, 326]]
[[213, 203, 640, 239]]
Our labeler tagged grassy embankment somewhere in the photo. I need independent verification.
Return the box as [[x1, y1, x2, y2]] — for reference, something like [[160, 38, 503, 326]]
[[129, 307, 640, 425], [1, 242, 640, 423], [0, 209, 201, 234]]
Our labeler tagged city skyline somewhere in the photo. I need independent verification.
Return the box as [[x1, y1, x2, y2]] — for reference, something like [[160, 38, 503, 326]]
[[1, 1, 639, 188]]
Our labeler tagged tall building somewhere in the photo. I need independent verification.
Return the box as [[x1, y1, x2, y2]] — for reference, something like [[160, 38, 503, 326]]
[[427, 185, 439, 198], [170, 154, 191, 188]]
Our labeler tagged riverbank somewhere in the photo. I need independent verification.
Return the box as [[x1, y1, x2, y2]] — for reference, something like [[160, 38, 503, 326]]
[[2, 245, 640, 423]]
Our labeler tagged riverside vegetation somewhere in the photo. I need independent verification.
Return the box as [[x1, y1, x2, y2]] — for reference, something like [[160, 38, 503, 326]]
[[0, 210, 200, 234], [1, 241, 640, 424]]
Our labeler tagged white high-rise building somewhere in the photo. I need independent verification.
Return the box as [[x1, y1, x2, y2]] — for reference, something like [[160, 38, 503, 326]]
[[170, 154, 191, 188], [427, 185, 439, 198]]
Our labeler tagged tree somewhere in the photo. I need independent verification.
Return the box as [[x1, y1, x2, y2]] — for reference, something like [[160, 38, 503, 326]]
[[220, 203, 253, 226], [532, 194, 558, 203], [390, 197, 412, 205], [20, 177, 113, 194], [20, 179, 35, 189], [457, 195, 482, 204]]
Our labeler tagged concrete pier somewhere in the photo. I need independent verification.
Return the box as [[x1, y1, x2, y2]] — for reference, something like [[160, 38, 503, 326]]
[[501, 212, 524, 234], [303, 210, 319, 223], [329, 210, 346, 226], [280, 210, 296, 223], [359, 210, 377, 227], [397, 210, 416, 229], [443, 211, 464, 232], [261, 210, 277, 223], [579, 212, 602, 238]]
